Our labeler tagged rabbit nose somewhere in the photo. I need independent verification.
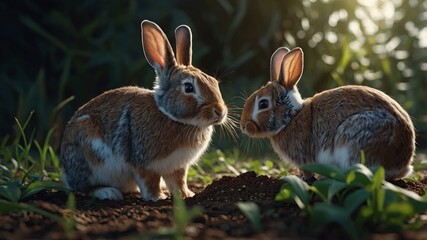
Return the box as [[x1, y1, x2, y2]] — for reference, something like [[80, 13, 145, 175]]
[[213, 106, 226, 122], [214, 109, 224, 118]]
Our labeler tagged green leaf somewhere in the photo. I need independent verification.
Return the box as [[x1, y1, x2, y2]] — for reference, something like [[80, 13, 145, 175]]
[[309, 183, 328, 202], [265, 160, 274, 170], [383, 202, 414, 227], [311, 203, 359, 240], [382, 182, 427, 212], [360, 150, 366, 165], [345, 164, 373, 185], [327, 181, 349, 201], [237, 202, 262, 232], [372, 167, 385, 190], [275, 187, 294, 202], [172, 189, 202, 236], [344, 189, 371, 214], [0, 199, 62, 221], [0, 165, 11, 179], [20, 181, 68, 201], [301, 163, 346, 181], [278, 176, 310, 208], [0, 184, 21, 203]]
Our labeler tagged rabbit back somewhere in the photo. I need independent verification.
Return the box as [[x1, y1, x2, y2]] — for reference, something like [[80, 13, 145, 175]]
[[273, 85, 414, 179]]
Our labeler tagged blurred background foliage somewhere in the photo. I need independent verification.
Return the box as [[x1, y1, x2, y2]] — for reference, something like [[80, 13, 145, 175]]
[[1, 0, 426, 156]]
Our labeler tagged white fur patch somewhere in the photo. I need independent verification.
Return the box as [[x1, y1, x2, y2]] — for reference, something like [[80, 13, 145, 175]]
[[317, 146, 351, 169], [89, 138, 137, 193], [182, 77, 204, 104], [252, 95, 272, 121], [133, 172, 167, 201], [288, 88, 303, 111], [157, 104, 180, 122], [91, 139, 114, 162], [134, 173, 150, 200], [77, 114, 90, 121], [147, 147, 205, 174], [93, 187, 123, 200], [147, 129, 212, 174]]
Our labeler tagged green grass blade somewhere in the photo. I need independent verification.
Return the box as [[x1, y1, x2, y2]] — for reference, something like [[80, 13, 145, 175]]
[[20, 164, 35, 185], [48, 146, 61, 170], [0, 199, 63, 221], [52, 96, 75, 117], [20, 15, 69, 53], [20, 181, 69, 201], [360, 150, 366, 165], [34, 140, 45, 171]]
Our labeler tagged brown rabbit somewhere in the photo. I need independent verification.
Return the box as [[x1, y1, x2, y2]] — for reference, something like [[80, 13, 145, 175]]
[[240, 47, 415, 180], [60, 20, 228, 200]]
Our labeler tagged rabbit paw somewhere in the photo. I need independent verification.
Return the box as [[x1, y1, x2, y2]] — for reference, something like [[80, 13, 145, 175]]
[[182, 189, 195, 198], [93, 187, 124, 200], [142, 191, 168, 202]]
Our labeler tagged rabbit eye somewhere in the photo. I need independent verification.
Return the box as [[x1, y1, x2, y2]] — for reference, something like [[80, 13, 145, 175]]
[[184, 82, 194, 93], [258, 99, 269, 110]]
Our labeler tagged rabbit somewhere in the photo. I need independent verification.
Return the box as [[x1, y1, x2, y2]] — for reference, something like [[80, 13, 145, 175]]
[[240, 47, 415, 180], [60, 20, 228, 201]]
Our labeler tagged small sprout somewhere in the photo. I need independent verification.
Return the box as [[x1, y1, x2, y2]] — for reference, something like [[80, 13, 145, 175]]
[[237, 202, 262, 233]]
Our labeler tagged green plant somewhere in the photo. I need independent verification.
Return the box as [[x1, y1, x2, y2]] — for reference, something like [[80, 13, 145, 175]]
[[142, 191, 203, 240], [1, 111, 62, 181], [276, 163, 427, 239], [0, 111, 75, 237], [237, 202, 262, 232], [0, 192, 76, 239], [188, 149, 290, 184], [172, 192, 203, 240], [0, 165, 68, 203]]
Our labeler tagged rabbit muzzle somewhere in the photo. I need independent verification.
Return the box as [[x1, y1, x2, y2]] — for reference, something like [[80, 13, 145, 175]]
[[211, 104, 227, 125]]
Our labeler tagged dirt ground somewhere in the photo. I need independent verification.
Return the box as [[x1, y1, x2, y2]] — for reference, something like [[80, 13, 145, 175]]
[[1, 171, 427, 240]]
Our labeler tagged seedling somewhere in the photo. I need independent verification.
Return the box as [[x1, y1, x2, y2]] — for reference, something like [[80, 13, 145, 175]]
[[237, 201, 262, 232], [276, 163, 427, 239], [142, 190, 203, 240]]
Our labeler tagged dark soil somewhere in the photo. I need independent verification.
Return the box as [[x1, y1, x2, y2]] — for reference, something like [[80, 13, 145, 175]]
[[1, 171, 427, 240]]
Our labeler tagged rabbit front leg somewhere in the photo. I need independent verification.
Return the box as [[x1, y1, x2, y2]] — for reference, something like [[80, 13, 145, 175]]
[[135, 169, 167, 201], [162, 167, 194, 198]]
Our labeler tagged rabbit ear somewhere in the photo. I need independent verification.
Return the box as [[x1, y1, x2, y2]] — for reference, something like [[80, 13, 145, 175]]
[[141, 20, 177, 72], [280, 47, 304, 89], [175, 25, 192, 66], [270, 47, 290, 82]]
